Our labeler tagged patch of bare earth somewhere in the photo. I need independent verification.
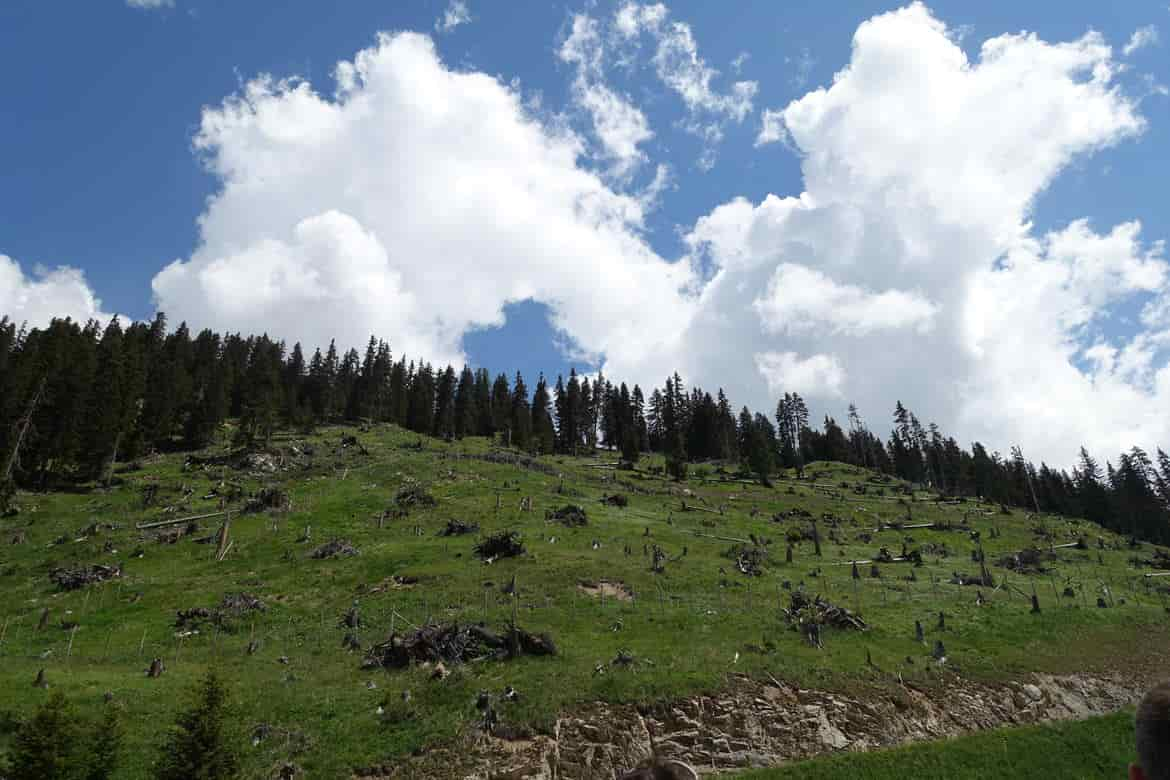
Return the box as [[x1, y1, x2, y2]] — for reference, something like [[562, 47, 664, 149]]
[[355, 669, 1154, 779], [577, 580, 634, 602]]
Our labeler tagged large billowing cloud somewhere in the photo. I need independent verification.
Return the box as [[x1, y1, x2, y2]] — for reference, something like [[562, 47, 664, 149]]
[[668, 2, 1168, 464], [0, 255, 112, 328], [145, 3, 1168, 465], [152, 32, 696, 370]]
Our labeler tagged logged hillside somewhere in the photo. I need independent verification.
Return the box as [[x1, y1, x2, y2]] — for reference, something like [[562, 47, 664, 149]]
[[1, 422, 1168, 777]]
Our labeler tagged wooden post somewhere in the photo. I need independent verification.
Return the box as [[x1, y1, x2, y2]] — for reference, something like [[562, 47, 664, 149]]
[[105, 431, 122, 488], [215, 511, 231, 562], [2, 376, 45, 484]]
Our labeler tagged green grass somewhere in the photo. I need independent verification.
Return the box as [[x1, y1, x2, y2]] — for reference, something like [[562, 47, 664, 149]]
[[0, 422, 1166, 777], [737, 709, 1138, 779]]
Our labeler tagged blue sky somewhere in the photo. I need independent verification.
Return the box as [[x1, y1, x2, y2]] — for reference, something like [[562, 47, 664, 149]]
[[2, 0, 1169, 463]]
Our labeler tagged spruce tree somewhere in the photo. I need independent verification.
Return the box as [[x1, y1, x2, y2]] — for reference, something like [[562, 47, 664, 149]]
[[530, 374, 555, 454], [510, 372, 531, 449], [490, 373, 511, 443], [474, 368, 493, 436], [433, 365, 456, 439], [453, 365, 476, 438], [8, 691, 80, 780], [80, 317, 126, 480], [154, 672, 240, 780]]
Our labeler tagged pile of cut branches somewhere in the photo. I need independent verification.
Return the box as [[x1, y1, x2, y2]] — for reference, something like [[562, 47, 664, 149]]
[[363, 623, 555, 669], [49, 564, 122, 590]]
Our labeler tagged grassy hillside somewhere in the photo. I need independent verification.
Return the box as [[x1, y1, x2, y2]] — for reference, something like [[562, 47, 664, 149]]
[[737, 709, 1137, 780], [0, 422, 1167, 777]]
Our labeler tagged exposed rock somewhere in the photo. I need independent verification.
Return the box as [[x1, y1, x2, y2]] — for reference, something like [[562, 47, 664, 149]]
[[357, 672, 1146, 779]]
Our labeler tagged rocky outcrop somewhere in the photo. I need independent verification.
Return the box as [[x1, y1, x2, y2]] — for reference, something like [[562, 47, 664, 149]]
[[358, 672, 1145, 779]]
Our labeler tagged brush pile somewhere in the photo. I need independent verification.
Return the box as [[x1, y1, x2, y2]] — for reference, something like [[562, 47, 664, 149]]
[[395, 482, 437, 510], [49, 564, 122, 590], [782, 591, 867, 632], [310, 539, 360, 559], [363, 623, 556, 669], [996, 547, 1055, 574], [245, 486, 290, 513], [475, 531, 525, 561], [438, 519, 479, 537], [546, 504, 588, 527]]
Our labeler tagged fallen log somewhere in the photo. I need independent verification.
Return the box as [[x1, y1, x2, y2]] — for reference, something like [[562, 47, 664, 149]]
[[873, 522, 935, 532], [680, 502, 721, 515], [690, 530, 752, 545], [833, 557, 908, 566], [137, 510, 226, 530]]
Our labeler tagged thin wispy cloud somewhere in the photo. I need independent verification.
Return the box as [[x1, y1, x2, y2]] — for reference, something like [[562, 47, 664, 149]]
[[435, 0, 471, 34], [1124, 25, 1158, 56]]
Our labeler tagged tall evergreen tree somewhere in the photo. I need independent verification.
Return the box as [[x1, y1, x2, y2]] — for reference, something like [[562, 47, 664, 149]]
[[453, 365, 477, 438], [510, 372, 531, 450]]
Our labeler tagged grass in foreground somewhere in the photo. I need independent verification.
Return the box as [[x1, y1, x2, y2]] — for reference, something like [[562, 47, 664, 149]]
[[738, 710, 1138, 780]]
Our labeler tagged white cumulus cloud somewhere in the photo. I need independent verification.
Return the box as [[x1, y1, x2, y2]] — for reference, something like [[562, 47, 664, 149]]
[[151, 32, 695, 372], [753, 263, 939, 336], [658, 2, 1165, 467], [0, 255, 112, 328], [755, 351, 846, 398]]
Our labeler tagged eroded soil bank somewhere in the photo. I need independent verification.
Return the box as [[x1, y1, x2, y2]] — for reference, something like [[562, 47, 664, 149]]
[[360, 671, 1149, 779]]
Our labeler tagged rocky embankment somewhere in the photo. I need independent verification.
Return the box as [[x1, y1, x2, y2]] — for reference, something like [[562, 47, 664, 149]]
[[360, 671, 1145, 779]]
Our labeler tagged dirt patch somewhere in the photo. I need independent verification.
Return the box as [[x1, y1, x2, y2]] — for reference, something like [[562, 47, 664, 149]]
[[577, 580, 634, 602]]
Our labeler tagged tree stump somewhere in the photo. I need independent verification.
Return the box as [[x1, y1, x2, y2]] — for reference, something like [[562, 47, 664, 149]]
[[37, 607, 50, 631], [147, 658, 164, 678], [1031, 594, 1042, 614], [33, 668, 48, 688]]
